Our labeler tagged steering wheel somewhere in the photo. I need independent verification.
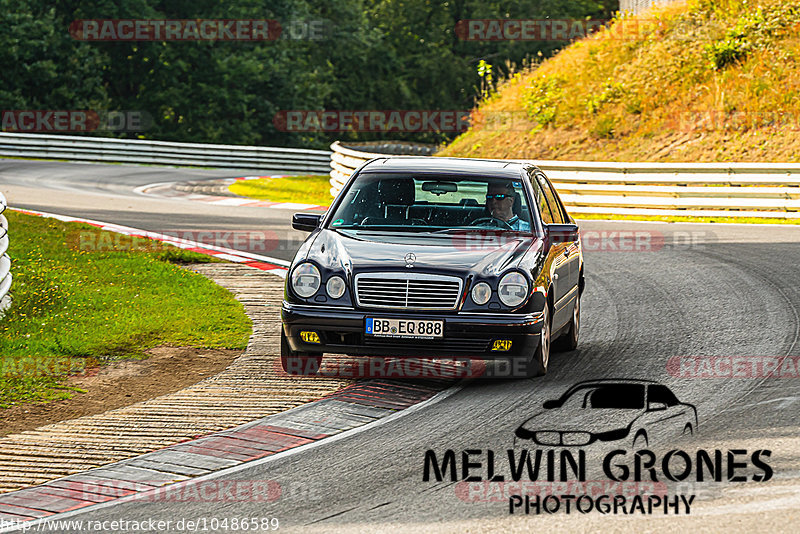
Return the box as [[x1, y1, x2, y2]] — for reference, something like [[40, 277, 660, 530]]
[[469, 217, 514, 230]]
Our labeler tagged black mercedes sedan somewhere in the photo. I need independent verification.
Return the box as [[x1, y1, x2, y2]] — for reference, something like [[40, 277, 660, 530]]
[[281, 157, 584, 377]]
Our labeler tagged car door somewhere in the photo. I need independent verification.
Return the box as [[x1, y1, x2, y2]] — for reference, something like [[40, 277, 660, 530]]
[[540, 173, 581, 293], [528, 170, 571, 327], [533, 171, 577, 330]]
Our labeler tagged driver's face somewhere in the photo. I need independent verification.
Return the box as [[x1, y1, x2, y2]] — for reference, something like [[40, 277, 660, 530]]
[[487, 185, 514, 221]]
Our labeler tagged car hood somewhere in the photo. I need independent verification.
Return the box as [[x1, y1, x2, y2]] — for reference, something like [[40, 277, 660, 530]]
[[517, 408, 642, 435], [307, 228, 538, 278]]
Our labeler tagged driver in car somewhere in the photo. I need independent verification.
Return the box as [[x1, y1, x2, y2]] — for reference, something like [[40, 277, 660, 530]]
[[486, 181, 531, 231]]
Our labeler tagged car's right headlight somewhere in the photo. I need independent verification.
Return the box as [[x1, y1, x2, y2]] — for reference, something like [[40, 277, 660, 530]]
[[498, 272, 529, 308], [291, 262, 321, 298]]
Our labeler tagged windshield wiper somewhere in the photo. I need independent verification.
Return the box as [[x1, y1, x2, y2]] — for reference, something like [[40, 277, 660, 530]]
[[429, 227, 473, 234]]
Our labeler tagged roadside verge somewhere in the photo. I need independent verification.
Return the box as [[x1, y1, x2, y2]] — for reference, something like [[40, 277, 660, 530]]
[[0, 210, 464, 526]]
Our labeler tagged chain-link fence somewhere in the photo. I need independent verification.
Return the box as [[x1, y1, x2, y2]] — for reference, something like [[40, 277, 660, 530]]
[[620, 0, 678, 15]]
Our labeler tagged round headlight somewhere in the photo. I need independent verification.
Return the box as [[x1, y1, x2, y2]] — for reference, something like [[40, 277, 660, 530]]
[[498, 272, 529, 308], [291, 263, 321, 298], [326, 276, 346, 299], [471, 282, 492, 305]]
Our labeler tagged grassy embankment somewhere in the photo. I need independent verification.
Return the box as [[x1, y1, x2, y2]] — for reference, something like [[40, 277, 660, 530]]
[[0, 212, 250, 408], [441, 0, 800, 162]]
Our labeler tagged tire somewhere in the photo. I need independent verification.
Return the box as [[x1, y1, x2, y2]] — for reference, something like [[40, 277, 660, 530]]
[[280, 330, 323, 375], [524, 304, 551, 377], [552, 293, 580, 353]]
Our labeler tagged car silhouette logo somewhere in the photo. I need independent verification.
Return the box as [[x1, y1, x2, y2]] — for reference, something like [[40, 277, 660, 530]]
[[514, 379, 698, 448], [404, 253, 416, 268]]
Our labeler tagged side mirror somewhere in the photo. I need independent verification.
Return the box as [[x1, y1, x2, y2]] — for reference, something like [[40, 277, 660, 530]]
[[542, 399, 560, 409], [547, 223, 579, 244], [648, 401, 667, 412], [292, 213, 322, 232]]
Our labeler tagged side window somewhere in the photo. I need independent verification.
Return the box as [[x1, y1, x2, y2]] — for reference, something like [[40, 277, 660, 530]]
[[536, 173, 566, 224], [529, 171, 555, 224], [648, 385, 679, 406]]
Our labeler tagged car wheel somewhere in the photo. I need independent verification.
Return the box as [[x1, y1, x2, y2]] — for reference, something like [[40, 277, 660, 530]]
[[280, 330, 323, 375], [633, 430, 648, 449], [553, 293, 580, 353], [524, 304, 551, 377]]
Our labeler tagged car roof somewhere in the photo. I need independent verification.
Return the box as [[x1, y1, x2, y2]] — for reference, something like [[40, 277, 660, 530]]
[[360, 156, 530, 179], [565, 379, 660, 390]]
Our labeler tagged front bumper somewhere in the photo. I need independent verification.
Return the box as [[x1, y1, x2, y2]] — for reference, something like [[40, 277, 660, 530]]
[[281, 302, 544, 358]]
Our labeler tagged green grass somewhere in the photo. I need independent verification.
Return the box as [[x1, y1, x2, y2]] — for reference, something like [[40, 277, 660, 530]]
[[228, 175, 332, 206], [0, 212, 250, 408], [574, 213, 800, 225]]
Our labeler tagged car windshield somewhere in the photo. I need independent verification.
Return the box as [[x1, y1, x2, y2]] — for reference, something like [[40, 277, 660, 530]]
[[327, 174, 533, 233]]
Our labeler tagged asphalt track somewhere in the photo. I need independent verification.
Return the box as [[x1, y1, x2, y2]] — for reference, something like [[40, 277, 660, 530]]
[[2, 159, 800, 532]]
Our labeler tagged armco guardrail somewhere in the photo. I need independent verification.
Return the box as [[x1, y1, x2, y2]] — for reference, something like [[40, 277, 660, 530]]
[[329, 142, 800, 218], [0, 192, 11, 315], [0, 132, 331, 174], [329, 141, 437, 197]]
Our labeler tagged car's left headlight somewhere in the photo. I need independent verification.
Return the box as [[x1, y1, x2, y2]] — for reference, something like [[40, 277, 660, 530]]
[[471, 282, 492, 305], [326, 275, 346, 299], [498, 272, 529, 308], [291, 262, 321, 298]]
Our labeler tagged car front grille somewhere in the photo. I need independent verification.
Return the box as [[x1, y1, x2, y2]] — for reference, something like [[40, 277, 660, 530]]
[[533, 431, 593, 446], [355, 273, 463, 310]]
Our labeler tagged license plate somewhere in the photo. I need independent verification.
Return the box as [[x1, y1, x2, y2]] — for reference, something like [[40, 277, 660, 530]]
[[365, 318, 444, 339]]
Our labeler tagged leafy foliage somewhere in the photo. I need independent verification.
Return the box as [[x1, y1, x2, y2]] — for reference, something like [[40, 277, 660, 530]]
[[703, 4, 800, 69], [0, 0, 616, 147]]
